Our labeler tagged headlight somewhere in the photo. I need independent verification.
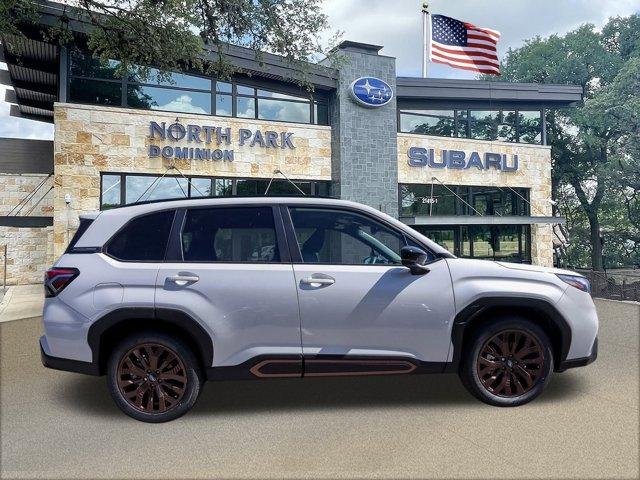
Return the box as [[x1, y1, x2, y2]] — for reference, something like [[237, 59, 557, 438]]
[[556, 274, 591, 293]]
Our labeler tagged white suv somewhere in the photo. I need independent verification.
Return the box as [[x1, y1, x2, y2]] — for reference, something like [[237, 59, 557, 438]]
[[40, 197, 598, 422]]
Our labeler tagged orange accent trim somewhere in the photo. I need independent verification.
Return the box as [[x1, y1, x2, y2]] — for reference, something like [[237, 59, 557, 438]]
[[249, 359, 301, 378], [304, 359, 417, 377]]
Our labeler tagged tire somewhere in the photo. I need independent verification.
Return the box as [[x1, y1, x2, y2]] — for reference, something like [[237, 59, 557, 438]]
[[459, 317, 554, 407], [107, 331, 203, 422]]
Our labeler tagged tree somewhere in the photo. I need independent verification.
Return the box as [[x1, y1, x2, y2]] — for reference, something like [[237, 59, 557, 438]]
[[487, 16, 640, 270], [1, 0, 333, 87]]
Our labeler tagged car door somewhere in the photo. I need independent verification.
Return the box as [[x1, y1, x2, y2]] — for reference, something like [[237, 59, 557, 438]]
[[285, 205, 455, 375], [155, 205, 302, 376]]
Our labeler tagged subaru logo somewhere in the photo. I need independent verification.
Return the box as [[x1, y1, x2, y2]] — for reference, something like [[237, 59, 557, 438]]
[[349, 77, 393, 108]]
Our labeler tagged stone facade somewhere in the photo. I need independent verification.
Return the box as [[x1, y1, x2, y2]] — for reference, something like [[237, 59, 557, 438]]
[[397, 133, 554, 266], [0, 174, 54, 285], [0, 226, 53, 285], [324, 48, 399, 216], [52, 103, 332, 257], [0, 173, 53, 216]]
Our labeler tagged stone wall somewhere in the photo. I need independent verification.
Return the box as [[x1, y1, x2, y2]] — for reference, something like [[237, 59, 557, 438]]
[[0, 173, 53, 216], [397, 134, 554, 266], [0, 226, 53, 285], [53, 103, 332, 256], [0, 173, 54, 285], [324, 48, 399, 216]]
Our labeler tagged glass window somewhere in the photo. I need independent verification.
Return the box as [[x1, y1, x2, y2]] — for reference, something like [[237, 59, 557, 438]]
[[125, 176, 188, 204], [215, 93, 232, 116], [258, 98, 310, 123], [400, 184, 462, 217], [236, 97, 255, 118], [421, 229, 456, 254], [470, 110, 497, 140], [214, 179, 233, 196], [127, 85, 211, 114], [216, 81, 232, 93], [289, 208, 417, 265], [128, 66, 210, 90], [497, 111, 517, 142], [70, 49, 121, 79], [237, 85, 255, 95], [101, 174, 121, 209], [181, 207, 279, 262], [314, 102, 329, 125], [257, 89, 306, 101], [190, 178, 212, 197], [69, 78, 122, 106], [106, 211, 174, 261], [455, 110, 469, 137], [518, 111, 542, 144], [400, 110, 455, 136], [315, 181, 330, 197]]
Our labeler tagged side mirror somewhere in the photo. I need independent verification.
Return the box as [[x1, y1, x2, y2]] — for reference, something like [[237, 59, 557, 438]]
[[400, 246, 430, 275]]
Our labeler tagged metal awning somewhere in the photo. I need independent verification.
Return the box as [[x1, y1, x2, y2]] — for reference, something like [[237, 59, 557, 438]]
[[400, 215, 566, 226]]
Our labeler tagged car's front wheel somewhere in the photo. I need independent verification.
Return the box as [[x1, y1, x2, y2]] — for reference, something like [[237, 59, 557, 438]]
[[107, 332, 203, 422], [459, 317, 553, 407]]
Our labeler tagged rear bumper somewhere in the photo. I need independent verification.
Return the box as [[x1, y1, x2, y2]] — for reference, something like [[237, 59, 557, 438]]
[[40, 336, 101, 376], [557, 337, 598, 371]]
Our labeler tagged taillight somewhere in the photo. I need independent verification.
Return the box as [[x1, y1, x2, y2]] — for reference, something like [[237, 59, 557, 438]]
[[44, 268, 79, 297]]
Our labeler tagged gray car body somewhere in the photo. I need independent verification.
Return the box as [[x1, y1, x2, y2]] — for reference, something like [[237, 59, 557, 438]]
[[40, 197, 598, 372]]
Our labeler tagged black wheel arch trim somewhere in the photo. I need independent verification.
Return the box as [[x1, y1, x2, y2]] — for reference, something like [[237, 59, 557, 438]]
[[87, 307, 214, 374], [446, 296, 572, 372]]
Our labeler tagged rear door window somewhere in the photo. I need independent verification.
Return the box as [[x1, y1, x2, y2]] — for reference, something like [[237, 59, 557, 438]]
[[106, 210, 175, 261], [181, 207, 280, 262]]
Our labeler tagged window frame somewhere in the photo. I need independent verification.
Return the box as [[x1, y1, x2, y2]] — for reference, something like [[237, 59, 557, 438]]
[[99, 172, 332, 209], [398, 108, 543, 145], [103, 209, 178, 263], [164, 205, 290, 264], [281, 205, 440, 266], [66, 48, 329, 125]]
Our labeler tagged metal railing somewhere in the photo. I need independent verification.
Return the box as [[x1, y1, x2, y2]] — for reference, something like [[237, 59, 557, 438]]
[[575, 269, 640, 302]]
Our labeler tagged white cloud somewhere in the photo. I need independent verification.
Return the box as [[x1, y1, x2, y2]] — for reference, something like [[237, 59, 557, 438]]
[[155, 94, 209, 114], [321, 0, 640, 78]]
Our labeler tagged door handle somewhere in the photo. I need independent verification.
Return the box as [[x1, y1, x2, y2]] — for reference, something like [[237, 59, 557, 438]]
[[300, 276, 335, 286], [167, 274, 199, 286]]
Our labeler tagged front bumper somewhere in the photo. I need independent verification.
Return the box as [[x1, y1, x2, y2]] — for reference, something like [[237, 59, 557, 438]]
[[557, 337, 598, 371], [40, 336, 101, 376]]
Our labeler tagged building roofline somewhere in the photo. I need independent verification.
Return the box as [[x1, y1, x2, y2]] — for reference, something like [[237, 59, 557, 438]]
[[396, 77, 583, 107]]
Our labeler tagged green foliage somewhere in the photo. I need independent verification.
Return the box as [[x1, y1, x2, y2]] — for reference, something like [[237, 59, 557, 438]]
[[2, 0, 334, 89], [485, 15, 640, 269]]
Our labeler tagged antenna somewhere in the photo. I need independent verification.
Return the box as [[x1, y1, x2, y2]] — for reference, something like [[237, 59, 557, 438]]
[[264, 169, 306, 195]]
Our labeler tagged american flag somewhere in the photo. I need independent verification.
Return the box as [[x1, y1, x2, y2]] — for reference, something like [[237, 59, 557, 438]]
[[429, 14, 501, 75]]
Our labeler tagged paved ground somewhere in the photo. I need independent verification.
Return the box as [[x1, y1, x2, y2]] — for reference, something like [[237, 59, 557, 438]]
[[0, 284, 44, 323], [1, 299, 638, 479]]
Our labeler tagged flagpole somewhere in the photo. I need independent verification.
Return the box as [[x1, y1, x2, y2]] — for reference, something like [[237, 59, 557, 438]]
[[422, 2, 430, 77]]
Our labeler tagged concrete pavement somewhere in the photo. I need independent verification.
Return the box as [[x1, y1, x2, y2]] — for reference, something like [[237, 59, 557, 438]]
[[0, 284, 43, 323], [1, 299, 638, 479]]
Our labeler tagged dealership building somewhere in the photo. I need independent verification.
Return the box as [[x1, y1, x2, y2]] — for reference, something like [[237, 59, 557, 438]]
[[0, 1, 582, 284]]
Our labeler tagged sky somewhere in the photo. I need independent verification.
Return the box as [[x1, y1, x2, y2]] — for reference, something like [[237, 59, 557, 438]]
[[1, 0, 639, 141]]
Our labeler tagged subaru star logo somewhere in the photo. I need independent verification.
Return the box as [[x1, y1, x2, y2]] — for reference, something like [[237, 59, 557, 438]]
[[349, 77, 393, 108]]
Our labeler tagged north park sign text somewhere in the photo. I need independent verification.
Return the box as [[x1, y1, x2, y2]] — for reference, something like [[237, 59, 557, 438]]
[[148, 121, 295, 162]]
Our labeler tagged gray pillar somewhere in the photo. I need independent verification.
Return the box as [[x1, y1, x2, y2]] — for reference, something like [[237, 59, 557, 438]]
[[322, 41, 398, 217]]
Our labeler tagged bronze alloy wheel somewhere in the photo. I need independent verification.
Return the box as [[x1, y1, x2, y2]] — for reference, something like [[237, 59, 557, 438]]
[[117, 343, 188, 413], [476, 329, 544, 397]]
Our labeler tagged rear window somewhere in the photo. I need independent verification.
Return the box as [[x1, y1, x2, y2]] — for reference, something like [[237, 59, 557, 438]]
[[106, 210, 175, 261], [181, 207, 280, 262], [65, 218, 94, 253]]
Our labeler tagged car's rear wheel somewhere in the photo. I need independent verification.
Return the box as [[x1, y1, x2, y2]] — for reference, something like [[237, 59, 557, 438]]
[[459, 318, 553, 407], [107, 332, 203, 422]]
